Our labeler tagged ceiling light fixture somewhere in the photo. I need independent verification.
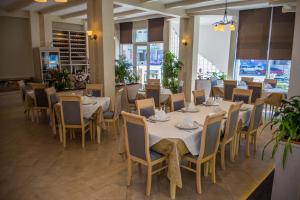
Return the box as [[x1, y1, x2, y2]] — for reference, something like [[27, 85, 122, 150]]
[[212, 0, 236, 32]]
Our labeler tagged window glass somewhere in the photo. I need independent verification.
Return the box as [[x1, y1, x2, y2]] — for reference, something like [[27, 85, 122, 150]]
[[149, 43, 164, 81], [120, 44, 133, 68], [269, 60, 291, 89], [135, 29, 148, 43], [169, 20, 179, 57], [237, 59, 267, 82], [136, 45, 147, 84]]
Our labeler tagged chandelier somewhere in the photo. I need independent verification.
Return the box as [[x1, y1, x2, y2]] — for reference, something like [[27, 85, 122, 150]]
[[212, 0, 236, 32]]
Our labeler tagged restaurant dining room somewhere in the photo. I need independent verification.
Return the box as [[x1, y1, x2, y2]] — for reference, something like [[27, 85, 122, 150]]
[[1, 0, 300, 199]]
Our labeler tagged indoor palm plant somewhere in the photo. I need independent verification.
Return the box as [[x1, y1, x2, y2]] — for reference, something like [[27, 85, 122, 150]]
[[162, 51, 183, 93], [115, 55, 131, 84], [261, 96, 300, 199]]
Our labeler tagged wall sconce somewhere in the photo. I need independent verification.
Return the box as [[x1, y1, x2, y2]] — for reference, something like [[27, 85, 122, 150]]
[[181, 39, 187, 46], [87, 30, 97, 40]]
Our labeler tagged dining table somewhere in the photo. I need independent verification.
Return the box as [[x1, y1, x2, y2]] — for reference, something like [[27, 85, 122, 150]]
[[213, 84, 288, 98], [119, 100, 253, 199]]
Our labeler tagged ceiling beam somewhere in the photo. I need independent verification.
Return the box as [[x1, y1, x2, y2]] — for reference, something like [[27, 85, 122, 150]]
[[39, 0, 86, 14], [114, 0, 186, 17], [114, 13, 165, 23], [5, 0, 34, 12], [60, 10, 87, 19], [165, 0, 217, 9], [114, 9, 145, 17], [186, 0, 269, 15]]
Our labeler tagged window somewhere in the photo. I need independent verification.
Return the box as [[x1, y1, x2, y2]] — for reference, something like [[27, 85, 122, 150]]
[[135, 29, 148, 43], [149, 43, 164, 81], [120, 44, 133, 68], [169, 20, 179, 57]]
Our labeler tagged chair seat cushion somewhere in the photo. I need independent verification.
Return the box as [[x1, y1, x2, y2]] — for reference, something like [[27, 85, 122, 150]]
[[103, 111, 114, 119], [242, 126, 249, 132], [150, 150, 163, 161]]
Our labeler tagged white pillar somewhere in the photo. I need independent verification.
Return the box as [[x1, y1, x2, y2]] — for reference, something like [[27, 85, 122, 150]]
[[227, 16, 239, 80], [288, 1, 300, 98], [29, 12, 40, 48], [179, 16, 200, 102], [87, 0, 115, 99]]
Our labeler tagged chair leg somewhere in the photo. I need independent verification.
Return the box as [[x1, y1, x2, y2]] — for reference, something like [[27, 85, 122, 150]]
[[230, 141, 234, 162], [63, 127, 66, 148], [220, 144, 225, 170], [146, 165, 152, 196], [196, 163, 202, 194], [246, 134, 250, 157], [253, 133, 257, 153], [89, 123, 93, 142], [211, 156, 216, 183], [97, 124, 101, 144], [204, 162, 209, 176], [127, 159, 132, 186], [58, 124, 63, 143], [81, 128, 85, 148]]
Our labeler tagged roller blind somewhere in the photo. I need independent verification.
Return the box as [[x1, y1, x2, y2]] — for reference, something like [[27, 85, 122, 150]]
[[236, 8, 272, 60], [120, 22, 133, 44], [269, 7, 295, 60], [148, 18, 164, 42]]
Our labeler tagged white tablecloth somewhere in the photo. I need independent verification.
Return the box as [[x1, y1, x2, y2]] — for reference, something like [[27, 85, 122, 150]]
[[147, 101, 253, 156], [82, 97, 110, 119], [138, 88, 172, 103]]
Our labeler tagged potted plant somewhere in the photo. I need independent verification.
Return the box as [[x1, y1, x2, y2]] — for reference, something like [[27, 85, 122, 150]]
[[54, 69, 71, 91], [261, 96, 300, 200], [115, 56, 131, 85], [162, 51, 183, 93]]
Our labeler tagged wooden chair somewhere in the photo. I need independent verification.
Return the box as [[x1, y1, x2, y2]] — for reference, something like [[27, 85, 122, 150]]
[[17, 80, 32, 119], [247, 82, 262, 103], [232, 88, 253, 104], [212, 86, 224, 98], [240, 98, 265, 157], [121, 111, 167, 196], [45, 87, 58, 134], [219, 102, 242, 169], [145, 84, 160, 108], [170, 93, 185, 112], [223, 80, 237, 101], [147, 79, 160, 85], [103, 88, 124, 139], [241, 77, 254, 83], [32, 83, 48, 123], [125, 84, 141, 112], [136, 98, 155, 118], [181, 111, 226, 194], [60, 95, 92, 148], [85, 83, 104, 97], [53, 103, 63, 143], [265, 93, 283, 120], [264, 79, 277, 88], [192, 90, 206, 105]]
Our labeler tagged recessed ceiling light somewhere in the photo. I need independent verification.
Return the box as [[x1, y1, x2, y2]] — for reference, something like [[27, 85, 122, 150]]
[[34, 0, 47, 2]]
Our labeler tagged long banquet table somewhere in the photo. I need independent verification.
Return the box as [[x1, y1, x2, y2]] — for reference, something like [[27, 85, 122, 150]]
[[120, 100, 253, 199]]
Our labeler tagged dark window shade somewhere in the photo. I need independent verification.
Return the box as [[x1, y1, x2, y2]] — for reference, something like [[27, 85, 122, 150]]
[[269, 7, 295, 60], [148, 18, 164, 42], [237, 8, 272, 60], [120, 22, 133, 44]]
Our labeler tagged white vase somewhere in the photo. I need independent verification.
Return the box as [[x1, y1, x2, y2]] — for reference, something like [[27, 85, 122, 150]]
[[271, 141, 300, 200]]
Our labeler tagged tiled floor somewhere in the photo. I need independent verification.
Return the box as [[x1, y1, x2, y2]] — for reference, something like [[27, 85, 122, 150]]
[[0, 91, 274, 200]]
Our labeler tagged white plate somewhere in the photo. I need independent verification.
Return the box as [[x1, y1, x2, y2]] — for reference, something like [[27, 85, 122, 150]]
[[181, 107, 199, 113], [240, 106, 249, 111], [175, 121, 199, 130], [203, 102, 220, 106], [149, 115, 170, 122]]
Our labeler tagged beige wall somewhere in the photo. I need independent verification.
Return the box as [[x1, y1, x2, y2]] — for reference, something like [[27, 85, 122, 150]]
[[0, 16, 34, 79]]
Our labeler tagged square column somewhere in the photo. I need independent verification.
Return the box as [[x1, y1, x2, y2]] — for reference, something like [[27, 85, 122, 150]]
[[288, 0, 300, 98], [87, 0, 115, 99], [179, 16, 200, 102]]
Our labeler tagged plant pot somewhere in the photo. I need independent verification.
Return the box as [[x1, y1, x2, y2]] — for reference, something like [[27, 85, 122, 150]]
[[271, 141, 300, 200]]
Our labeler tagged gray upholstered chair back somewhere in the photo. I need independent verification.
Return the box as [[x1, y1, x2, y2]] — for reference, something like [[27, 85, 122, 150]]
[[224, 84, 236, 101], [34, 88, 49, 107], [173, 100, 185, 111], [50, 93, 58, 108], [140, 107, 155, 118], [248, 86, 262, 103], [233, 95, 250, 104], [203, 121, 222, 157], [61, 101, 81, 125], [92, 90, 101, 97], [146, 89, 160, 107], [227, 110, 239, 139], [126, 122, 147, 160], [126, 84, 141, 103], [195, 96, 206, 105], [252, 103, 264, 130]]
